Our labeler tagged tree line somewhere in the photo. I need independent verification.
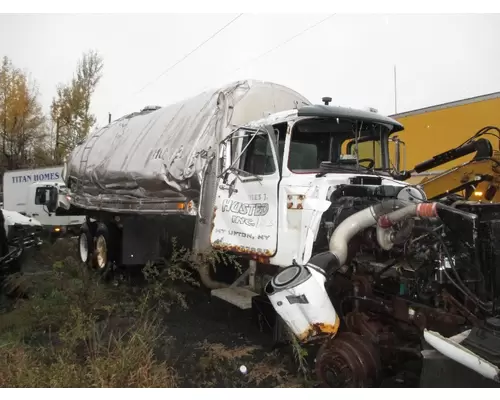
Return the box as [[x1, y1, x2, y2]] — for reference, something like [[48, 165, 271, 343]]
[[0, 50, 103, 173]]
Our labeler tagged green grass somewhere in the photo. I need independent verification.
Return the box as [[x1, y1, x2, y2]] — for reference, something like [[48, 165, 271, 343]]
[[0, 240, 178, 388]]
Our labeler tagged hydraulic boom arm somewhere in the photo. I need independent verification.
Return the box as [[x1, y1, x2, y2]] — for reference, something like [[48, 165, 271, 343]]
[[402, 137, 500, 202]]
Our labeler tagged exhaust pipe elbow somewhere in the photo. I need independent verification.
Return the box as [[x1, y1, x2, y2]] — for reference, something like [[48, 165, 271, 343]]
[[327, 200, 410, 267], [328, 206, 378, 267]]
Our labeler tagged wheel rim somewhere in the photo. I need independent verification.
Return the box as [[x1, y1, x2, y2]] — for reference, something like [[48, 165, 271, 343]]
[[95, 235, 108, 269], [79, 233, 89, 263]]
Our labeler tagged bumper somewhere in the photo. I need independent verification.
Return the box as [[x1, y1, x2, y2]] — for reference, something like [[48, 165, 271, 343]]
[[421, 328, 500, 387]]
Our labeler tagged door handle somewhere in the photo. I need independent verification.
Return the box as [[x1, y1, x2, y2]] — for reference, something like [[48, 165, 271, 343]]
[[219, 181, 238, 195], [32, 213, 39, 216]]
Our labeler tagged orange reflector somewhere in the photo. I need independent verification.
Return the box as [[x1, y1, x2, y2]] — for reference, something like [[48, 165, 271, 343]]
[[177, 202, 186, 210]]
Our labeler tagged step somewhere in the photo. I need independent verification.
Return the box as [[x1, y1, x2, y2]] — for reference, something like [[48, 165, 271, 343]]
[[211, 286, 259, 310]]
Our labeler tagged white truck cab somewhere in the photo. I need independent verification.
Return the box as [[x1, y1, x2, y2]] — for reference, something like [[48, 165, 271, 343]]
[[3, 167, 85, 240], [209, 104, 418, 268]]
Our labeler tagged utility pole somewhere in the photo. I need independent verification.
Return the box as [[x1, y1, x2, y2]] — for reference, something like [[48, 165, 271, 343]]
[[393, 64, 398, 114]]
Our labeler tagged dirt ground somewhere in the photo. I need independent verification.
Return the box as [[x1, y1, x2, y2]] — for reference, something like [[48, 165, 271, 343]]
[[162, 285, 309, 387], [0, 238, 427, 388]]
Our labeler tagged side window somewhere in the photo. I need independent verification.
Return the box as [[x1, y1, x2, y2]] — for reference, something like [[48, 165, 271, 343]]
[[238, 131, 276, 175], [35, 187, 49, 205]]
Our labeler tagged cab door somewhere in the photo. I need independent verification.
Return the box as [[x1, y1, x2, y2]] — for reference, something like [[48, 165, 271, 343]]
[[210, 126, 280, 257], [27, 185, 51, 223]]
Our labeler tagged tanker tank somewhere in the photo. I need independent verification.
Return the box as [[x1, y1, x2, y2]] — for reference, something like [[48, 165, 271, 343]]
[[64, 80, 311, 213]]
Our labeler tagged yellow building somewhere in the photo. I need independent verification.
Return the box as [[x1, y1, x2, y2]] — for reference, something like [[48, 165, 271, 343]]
[[389, 92, 500, 172]]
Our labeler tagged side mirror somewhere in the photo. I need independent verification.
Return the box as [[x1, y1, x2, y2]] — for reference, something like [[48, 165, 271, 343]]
[[48, 186, 58, 213], [391, 135, 406, 173], [218, 131, 235, 180]]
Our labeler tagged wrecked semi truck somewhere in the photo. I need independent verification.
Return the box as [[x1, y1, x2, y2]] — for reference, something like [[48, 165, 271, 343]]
[[44, 80, 500, 387]]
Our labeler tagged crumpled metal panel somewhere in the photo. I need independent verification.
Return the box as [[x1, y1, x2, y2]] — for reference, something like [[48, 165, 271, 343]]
[[66, 80, 310, 212]]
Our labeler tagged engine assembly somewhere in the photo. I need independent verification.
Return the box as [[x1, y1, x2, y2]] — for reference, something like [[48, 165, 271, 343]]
[[266, 183, 500, 387]]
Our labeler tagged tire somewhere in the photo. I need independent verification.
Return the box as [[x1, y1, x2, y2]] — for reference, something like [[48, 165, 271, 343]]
[[78, 222, 94, 267], [93, 222, 118, 279]]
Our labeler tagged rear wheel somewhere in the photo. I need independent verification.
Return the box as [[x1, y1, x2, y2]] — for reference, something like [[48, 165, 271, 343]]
[[78, 223, 94, 266], [79, 232, 89, 262], [93, 223, 117, 279]]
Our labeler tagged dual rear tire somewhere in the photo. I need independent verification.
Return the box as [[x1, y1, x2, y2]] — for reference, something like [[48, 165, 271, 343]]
[[78, 222, 116, 277]]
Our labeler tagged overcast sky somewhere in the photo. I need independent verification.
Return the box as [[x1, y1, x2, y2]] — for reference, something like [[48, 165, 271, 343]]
[[1, 13, 499, 127]]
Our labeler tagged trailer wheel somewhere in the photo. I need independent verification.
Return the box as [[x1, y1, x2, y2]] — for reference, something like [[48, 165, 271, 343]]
[[93, 222, 120, 280], [94, 223, 111, 270], [78, 223, 93, 265]]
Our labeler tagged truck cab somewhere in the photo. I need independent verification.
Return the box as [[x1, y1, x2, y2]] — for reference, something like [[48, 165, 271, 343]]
[[30, 182, 82, 237], [210, 103, 418, 270], [2, 167, 85, 242]]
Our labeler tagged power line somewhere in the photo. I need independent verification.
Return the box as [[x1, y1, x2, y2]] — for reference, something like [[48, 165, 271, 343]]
[[116, 13, 244, 114], [197, 14, 335, 94], [111, 13, 331, 122], [230, 14, 335, 74]]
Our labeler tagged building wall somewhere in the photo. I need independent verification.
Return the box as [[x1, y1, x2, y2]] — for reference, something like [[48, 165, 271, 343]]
[[391, 95, 500, 171]]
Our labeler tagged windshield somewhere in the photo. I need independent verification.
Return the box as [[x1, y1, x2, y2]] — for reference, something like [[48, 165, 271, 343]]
[[281, 117, 392, 173]]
